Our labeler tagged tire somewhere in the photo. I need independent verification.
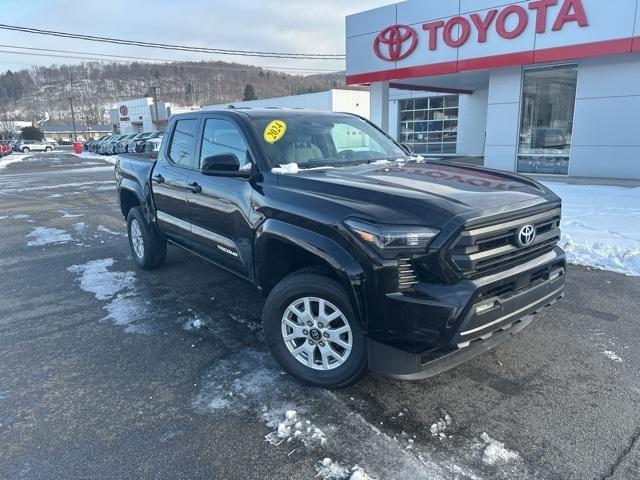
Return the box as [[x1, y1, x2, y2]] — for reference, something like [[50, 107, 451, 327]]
[[21, 147, 30, 153], [126, 206, 167, 270], [263, 272, 368, 388], [45, 147, 52, 152]]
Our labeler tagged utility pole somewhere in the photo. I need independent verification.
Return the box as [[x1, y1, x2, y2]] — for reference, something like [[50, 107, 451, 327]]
[[68, 97, 77, 141], [151, 86, 160, 130]]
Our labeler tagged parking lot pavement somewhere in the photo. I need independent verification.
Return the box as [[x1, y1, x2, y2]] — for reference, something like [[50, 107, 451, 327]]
[[1, 152, 639, 480]]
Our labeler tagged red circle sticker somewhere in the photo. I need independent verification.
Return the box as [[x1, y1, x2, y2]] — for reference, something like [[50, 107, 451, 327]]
[[119, 105, 128, 116]]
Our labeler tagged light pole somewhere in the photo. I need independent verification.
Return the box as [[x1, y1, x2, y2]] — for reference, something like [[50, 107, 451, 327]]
[[68, 97, 77, 141], [151, 86, 160, 129]]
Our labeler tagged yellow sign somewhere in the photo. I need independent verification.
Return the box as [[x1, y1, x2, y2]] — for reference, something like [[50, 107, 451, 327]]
[[264, 120, 287, 144]]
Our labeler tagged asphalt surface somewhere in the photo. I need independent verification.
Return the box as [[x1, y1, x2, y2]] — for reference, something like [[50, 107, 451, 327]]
[[0, 152, 639, 480]]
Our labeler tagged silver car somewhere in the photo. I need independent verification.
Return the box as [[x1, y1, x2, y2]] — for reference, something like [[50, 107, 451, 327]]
[[16, 140, 54, 154]]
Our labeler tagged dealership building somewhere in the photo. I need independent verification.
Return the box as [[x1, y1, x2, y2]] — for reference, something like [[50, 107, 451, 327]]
[[347, 0, 640, 179]]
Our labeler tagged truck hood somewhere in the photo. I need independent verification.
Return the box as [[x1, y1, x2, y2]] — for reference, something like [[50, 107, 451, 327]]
[[272, 161, 559, 227]]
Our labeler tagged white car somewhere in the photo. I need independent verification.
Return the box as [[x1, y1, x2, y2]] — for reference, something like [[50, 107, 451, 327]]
[[43, 137, 57, 146], [16, 140, 54, 153]]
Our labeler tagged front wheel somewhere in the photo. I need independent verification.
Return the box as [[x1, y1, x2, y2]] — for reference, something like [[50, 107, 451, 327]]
[[263, 272, 368, 388], [127, 206, 167, 270], [21, 147, 30, 153], [45, 146, 52, 152]]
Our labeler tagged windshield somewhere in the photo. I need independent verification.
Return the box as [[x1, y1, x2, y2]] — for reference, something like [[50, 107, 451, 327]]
[[248, 112, 406, 169]]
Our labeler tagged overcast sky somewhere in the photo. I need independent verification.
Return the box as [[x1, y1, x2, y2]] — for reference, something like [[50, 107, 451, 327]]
[[0, 0, 392, 74]]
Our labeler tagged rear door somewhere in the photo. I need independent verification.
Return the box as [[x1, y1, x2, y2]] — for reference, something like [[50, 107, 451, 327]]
[[152, 117, 200, 241], [183, 115, 255, 276]]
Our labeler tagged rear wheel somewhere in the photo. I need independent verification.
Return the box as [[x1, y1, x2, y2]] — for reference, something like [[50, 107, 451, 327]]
[[21, 147, 30, 153], [126, 206, 166, 270], [263, 272, 368, 388], [45, 146, 52, 152]]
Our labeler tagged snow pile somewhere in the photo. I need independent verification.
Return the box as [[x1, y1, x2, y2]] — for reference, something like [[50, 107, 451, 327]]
[[26, 227, 72, 246], [429, 413, 452, 441], [479, 433, 520, 466], [263, 409, 327, 448], [183, 316, 206, 331], [543, 182, 640, 276], [603, 350, 623, 363], [315, 458, 373, 480]]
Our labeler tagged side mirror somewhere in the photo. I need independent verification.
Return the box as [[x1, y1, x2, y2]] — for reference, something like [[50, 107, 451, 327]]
[[201, 154, 241, 173]]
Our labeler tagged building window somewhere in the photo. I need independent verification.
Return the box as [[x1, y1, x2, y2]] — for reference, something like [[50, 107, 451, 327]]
[[399, 96, 458, 155], [517, 64, 578, 175]]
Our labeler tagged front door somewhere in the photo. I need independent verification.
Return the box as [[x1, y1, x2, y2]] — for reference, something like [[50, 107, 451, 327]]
[[152, 117, 200, 241], [185, 116, 255, 276]]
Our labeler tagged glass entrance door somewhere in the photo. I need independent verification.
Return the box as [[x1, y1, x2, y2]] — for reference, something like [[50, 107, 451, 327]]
[[517, 64, 578, 175]]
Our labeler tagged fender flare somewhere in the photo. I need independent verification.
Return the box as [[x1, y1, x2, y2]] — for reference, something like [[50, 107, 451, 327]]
[[117, 178, 155, 224], [254, 219, 368, 325]]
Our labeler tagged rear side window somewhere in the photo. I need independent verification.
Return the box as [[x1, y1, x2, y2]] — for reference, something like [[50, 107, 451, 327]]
[[168, 119, 199, 168]]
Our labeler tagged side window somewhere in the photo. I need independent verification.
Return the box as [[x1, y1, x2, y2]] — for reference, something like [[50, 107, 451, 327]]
[[199, 119, 249, 169], [168, 119, 199, 168]]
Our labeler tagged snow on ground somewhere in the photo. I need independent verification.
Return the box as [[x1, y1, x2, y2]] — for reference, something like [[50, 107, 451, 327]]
[[603, 350, 623, 363], [0, 154, 28, 171], [191, 348, 504, 480], [543, 182, 640, 277], [67, 258, 154, 334], [315, 458, 373, 480], [477, 433, 520, 466], [97, 225, 122, 236], [76, 152, 119, 165], [26, 226, 73, 247], [58, 210, 84, 218]]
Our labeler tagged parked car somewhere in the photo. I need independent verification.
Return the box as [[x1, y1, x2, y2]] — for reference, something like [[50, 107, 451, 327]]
[[99, 135, 125, 155], [0, 141, 11, 157], [86, 135, 108, 152], [140, 131, 163, 152], [126, 132, 153, 154], [114, 134, 138, 154], [115, 109, 566, 388], [43, 137, 57, 146], [15, 140, 54, 153], [58, 138, 73, 146]]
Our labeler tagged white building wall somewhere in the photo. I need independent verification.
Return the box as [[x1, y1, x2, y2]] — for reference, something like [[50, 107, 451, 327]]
[[484, 67, 523, 172], [331, 90, 370, 119], [570, 53, 640, 179], [457, 90, 488, 157]]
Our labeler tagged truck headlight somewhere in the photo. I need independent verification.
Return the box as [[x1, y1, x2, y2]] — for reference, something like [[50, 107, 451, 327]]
[[344, 219, 439, 255]]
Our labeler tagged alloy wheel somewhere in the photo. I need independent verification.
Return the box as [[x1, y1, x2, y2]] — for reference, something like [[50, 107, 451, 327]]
[[130, 219, 145, 260], [281, 297, 353, 371]]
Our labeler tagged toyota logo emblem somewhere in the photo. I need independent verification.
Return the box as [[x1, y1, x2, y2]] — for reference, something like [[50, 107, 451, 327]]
[[517, 225, 536, 248], [119, 105, 128, 116], [374, 25, 418, 62]]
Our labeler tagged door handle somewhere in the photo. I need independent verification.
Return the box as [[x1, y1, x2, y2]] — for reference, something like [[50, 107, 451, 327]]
[[152, 174, 165, 184], [186, 182, 202, 194]]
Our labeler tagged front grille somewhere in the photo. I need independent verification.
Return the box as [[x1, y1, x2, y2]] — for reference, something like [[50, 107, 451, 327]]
[[449, 208, 561, 278], [397, 258, 418, 290]]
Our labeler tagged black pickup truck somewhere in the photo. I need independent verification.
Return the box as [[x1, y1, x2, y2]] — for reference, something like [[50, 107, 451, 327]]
[[115, 109, 565, 388]]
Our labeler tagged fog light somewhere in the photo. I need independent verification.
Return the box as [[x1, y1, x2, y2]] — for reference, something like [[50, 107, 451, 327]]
[[549, 269, 564, 281], [476, 300, 498, 314]]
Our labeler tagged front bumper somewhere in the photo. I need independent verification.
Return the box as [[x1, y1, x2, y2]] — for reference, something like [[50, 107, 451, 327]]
[[367, 248, 565, 379]]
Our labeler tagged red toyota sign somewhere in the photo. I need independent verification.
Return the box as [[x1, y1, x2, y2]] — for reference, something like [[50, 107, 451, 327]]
[[119, 105, 128, 116], [372, 0, 589, 62], [374, 25, 419, 61]]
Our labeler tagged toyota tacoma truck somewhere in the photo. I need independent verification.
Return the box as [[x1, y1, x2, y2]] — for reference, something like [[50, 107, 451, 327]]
[[115, 109, 565, 388]]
